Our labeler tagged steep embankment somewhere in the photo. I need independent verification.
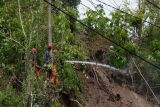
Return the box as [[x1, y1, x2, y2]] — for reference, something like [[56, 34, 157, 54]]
[[76, 31, 159, 107], [77, 67, 158, 107]]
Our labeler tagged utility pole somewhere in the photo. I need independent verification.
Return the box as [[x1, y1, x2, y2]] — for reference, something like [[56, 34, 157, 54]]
[[48, 0, 53, 63]]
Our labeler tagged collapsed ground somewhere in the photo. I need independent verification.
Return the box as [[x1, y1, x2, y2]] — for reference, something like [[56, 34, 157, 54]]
[[72, 31, 159, 107], [76, 66, 158, 107]]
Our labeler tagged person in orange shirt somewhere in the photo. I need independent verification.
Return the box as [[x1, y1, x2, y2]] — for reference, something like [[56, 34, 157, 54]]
[[31, 48, 41, 79]]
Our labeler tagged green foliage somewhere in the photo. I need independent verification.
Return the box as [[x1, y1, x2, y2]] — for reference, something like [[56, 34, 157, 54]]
[[59, 63, 81, 98], [1, 0, 160, 106], [53, 12, 87, 61], [51, 11, 85, 101], [52, 100, 63, 107], [108, 46, 127, 68], [62, 0, 80, 7], [129, 15, 142, 28], [105, 10, 136, 67], [0, 0, 52, 106], [83, 5, 109, 35], [0, 0, 85, 105], [0, 85, 23, 107]]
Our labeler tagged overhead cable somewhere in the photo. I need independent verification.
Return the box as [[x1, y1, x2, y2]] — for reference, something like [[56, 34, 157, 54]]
[[43, 0, 160, 71], [95, 0, 160, 29]]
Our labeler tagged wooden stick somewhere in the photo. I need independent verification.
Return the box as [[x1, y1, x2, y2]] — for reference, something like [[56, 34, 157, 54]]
[[132, 58, 160, 104]]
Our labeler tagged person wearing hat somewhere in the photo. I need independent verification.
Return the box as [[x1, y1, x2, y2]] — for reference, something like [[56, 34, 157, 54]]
[[31, 48, 41, 79]]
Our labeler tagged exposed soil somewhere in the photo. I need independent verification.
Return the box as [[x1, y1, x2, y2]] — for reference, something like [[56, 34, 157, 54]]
[[76, 31, 159, 107], [77, 31, 111, 63], [77, 66, 158, 107]]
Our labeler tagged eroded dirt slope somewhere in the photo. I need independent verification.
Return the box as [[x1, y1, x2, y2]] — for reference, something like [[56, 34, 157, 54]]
[[76, 31, 159, 107], [77, 66, 158, 107]]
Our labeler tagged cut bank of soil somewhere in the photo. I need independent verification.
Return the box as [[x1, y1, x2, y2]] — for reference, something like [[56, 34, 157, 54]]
[[76, 31, 159, 107], [77, 66, 158, 107]]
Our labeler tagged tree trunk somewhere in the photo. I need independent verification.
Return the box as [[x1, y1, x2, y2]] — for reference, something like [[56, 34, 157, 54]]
[[48, 0, 53, 63]]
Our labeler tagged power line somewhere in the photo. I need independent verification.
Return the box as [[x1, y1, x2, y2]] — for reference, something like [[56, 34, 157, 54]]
[[80, 2, 133, 35], [81, 1, 112, 13], [108, 0, 117, 7], [80, 2, 96, 12], [95, 0, 160, 29], [88, 0, 97, 9], [146, 0, 160, 10], [132, 58, 160, 104], [43, 0, 160, 71], [112, 0, 119, 7]]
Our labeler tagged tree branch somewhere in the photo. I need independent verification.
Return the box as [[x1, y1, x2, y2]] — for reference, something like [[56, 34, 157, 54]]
[[1, 35, 25, 49], [18, 0, 27, 38], [132, 58, 160, 104]]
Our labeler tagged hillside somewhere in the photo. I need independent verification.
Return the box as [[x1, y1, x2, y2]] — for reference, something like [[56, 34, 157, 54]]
[[74, 32, 159, 107], [79, 67, 158, 107], [0, 0, 160, 107]]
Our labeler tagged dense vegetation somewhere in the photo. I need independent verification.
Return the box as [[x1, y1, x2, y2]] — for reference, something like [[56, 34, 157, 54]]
[[0, 0, 160, 106]]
